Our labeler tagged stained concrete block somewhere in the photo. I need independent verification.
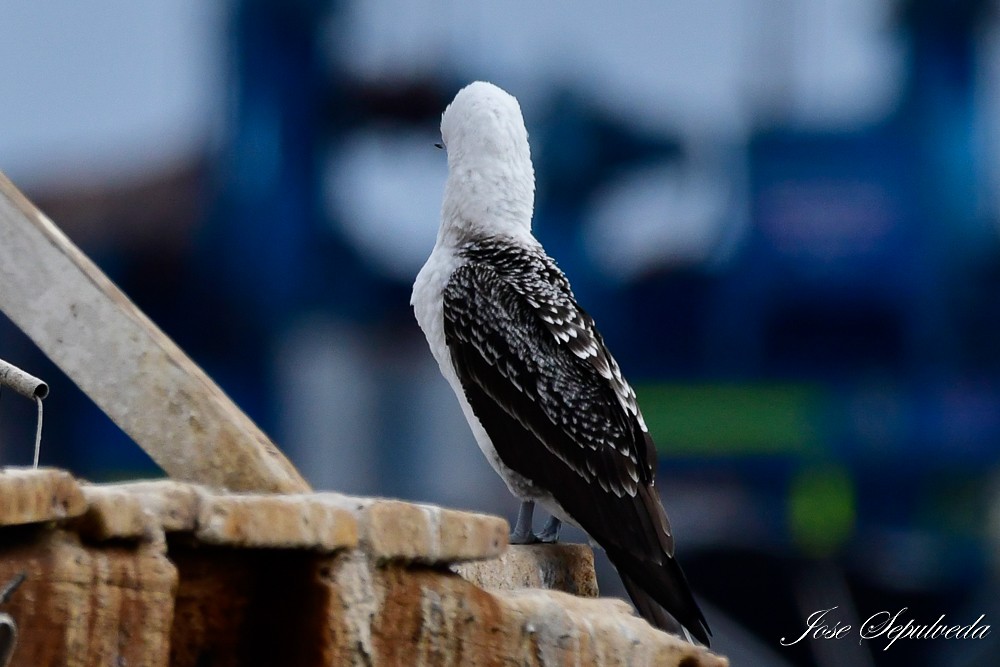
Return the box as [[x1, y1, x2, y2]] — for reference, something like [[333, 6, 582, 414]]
[[0, 528, 176, 667]]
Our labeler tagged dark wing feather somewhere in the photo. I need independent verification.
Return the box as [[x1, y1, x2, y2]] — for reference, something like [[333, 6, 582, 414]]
[[443, 257, 710, 645]]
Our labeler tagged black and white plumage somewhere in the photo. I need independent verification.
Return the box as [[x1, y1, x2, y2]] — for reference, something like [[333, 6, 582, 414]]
[[411, 81, 710, 645]]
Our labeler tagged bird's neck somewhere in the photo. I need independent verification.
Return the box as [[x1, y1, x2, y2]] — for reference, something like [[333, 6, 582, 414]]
[[438, 164, 535, 248]]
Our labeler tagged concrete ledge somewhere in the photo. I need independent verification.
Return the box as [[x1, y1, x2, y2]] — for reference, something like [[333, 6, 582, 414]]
[[75, 485, 153, 541], [498, 588, 724, 666], [195, 494, 359, 551], [0, 468, 86, 527], [69, 481, 508, 564], [354, 497, 508, 564], [106, 480, 202, 532], [454, 543, 600, 597], [0, 469, 729, 666], [304, 493, 509, 563]]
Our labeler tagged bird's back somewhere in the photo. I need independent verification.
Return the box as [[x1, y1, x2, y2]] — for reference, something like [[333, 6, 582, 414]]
[[438, 236, 711, 645]]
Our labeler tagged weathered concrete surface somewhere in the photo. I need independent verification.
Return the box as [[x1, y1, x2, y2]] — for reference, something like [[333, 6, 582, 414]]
[[0, 528, 176, 667], [320, 551, 727, 667], [318, 494, 509, 564], [0, 470, 729, 666], [454, 543, 600, 597], [195, 494, 359, 551], [75, 484, 152, 541], [70, 481, 506, 564], [0, 468, 86, 527], [105, 479, 202, 532]]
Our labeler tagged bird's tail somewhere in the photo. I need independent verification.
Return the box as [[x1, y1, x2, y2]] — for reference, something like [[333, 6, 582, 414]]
[[607, 547, 712, 647]]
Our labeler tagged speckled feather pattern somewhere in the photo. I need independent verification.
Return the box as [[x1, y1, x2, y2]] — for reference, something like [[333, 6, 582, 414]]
[[445, 236, 647, 497]]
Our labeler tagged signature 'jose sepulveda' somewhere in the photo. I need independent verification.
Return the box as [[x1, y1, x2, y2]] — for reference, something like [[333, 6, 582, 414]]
[[781, 606, 990, 651]]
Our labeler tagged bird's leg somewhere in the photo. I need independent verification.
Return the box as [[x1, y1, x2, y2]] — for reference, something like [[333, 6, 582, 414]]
[[509, 500, 538, 544], [536, 515, 562, 544]]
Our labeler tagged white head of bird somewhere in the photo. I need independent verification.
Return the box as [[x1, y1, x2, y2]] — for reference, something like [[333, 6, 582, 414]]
[[438, 81, 536, 245]]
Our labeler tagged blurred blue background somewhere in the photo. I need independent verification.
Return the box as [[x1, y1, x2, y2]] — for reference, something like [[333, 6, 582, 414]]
[[1, 1, 999, 665]]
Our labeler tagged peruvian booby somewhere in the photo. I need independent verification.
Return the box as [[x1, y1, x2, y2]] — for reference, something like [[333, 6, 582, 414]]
[[411, 80, 711, 645]]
